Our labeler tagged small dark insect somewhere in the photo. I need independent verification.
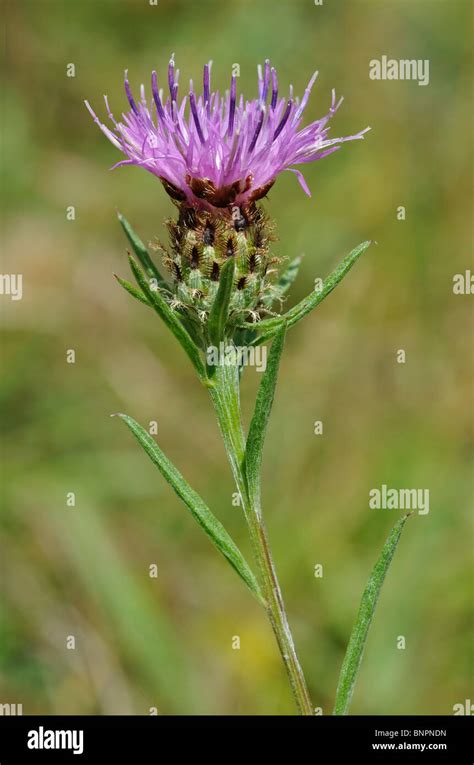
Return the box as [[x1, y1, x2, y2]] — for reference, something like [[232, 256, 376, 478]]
[[233, 213, 247, 232], [237, 276, 247, 290], [211, 261, 220, 281], [203, 222, 215, 246], [226, 237, 235, 258]]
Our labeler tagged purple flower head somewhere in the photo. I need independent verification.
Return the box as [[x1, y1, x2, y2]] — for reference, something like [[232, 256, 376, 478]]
[[86, 57, 369, 210]]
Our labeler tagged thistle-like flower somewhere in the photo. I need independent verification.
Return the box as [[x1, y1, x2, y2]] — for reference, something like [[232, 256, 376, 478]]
[[86, 58, 399, 720], [86, 58, 369, 335]]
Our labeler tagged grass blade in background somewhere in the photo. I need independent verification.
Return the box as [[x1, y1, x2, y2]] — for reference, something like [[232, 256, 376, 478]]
[[115, 413, 265, 606], [129, 256, 206, 379], [118, 212, 170, 291], [333, 513, 411, 715], [51, 491, 201, 712], [244, 324, 287, 503]]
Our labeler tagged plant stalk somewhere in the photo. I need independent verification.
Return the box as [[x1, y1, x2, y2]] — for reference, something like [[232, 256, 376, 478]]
[[208, 359, 313, 715]]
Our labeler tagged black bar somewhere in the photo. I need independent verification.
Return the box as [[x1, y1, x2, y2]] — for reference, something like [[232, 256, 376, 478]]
[[0, 715, 471, 762]]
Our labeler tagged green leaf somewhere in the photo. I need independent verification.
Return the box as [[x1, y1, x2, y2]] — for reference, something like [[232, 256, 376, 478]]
[[176, 312, 206, 352], [246, 240, 372, 345], [244, 324, 287, 503], [276, 254, 303, 296], [333, 514, 411, 715], [118, 211, 170, 292], [285, 240, 372, 324], [114, 274, 151, 307], [129, 255, 206, 380], [115, 273, 206, 353], [207, 257, 235, 346], [114, 413, 265, 606]]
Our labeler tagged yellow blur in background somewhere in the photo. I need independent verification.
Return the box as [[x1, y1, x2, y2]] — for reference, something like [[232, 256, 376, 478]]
[[2, 0, 472, 714]]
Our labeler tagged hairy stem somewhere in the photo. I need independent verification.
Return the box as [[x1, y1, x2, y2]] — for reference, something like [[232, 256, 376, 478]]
[[208, 360, 313, 715]]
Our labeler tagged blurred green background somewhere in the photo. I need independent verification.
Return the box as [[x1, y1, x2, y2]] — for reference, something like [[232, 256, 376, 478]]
[[2, 0, 472, 715]]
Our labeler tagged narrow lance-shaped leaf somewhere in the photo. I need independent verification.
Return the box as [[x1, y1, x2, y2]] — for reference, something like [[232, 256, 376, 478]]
[[115, 272, 206, 354], [248, 240, 372, 345], [129, 255, 206, 380], [244, 323, 287, 504], [118, 211, 170, 292], [285, 240, 372, 324], [114, 413, 265, 606], [176, 313, 206, 353], [207, 257, 235, 346], [333, 513, 411, 715], [114, 274, 151, 307]]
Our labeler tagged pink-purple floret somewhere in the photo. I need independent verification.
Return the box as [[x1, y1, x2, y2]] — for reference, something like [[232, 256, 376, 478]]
[[85, 57, 369, 209]]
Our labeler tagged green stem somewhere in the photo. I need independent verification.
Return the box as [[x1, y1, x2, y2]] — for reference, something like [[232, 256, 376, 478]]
[[208, 360, 314, 715]]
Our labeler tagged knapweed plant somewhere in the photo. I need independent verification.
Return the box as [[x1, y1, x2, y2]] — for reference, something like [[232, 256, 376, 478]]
[[86, 57, 410, 715]]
